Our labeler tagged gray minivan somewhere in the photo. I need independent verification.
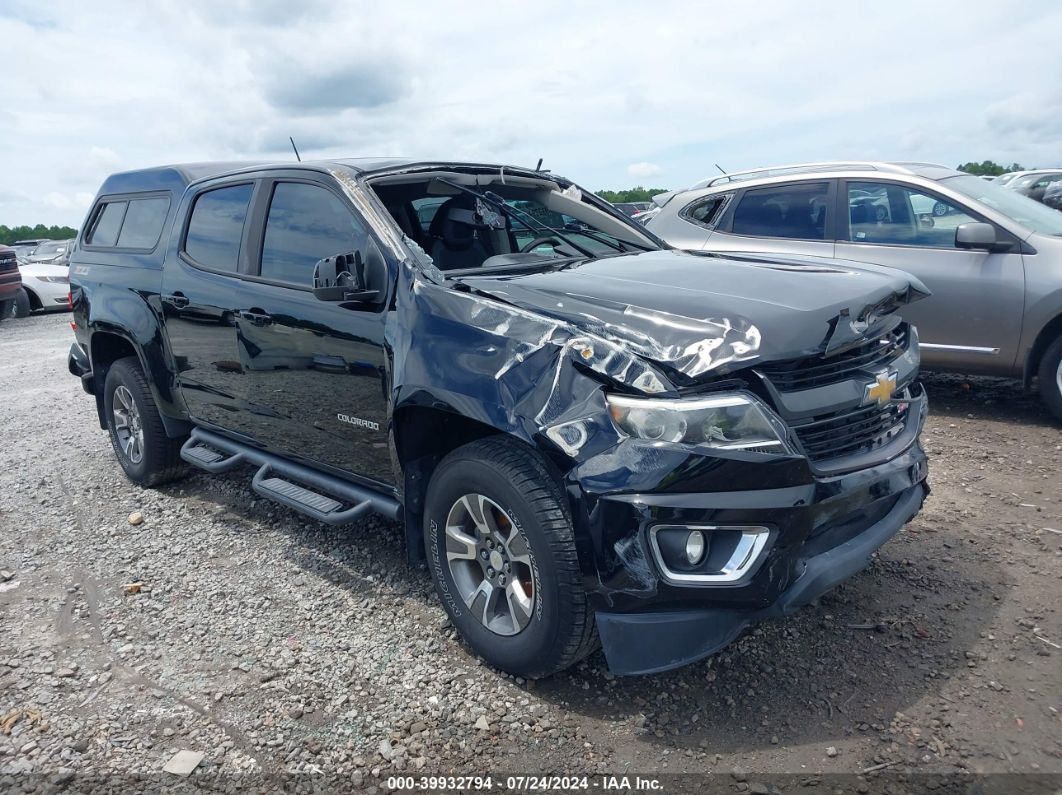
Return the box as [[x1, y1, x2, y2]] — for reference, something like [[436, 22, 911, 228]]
[[647, 162, 1062, 419]]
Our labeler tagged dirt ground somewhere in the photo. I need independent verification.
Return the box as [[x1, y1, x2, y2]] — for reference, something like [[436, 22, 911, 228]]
[[0, 312, 1059, 792]]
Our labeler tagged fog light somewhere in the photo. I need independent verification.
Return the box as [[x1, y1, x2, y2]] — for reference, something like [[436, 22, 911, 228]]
[[685, 530, 706, 565]]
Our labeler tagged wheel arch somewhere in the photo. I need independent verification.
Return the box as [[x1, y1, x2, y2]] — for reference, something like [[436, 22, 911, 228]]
[[88, 329, 190, 438], [392, 401, 568, 566], [21, 286, 42, 311], [1023, 311, 1062, 388]]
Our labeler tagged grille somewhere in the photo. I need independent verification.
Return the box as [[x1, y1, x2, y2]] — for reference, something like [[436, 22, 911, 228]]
[[757, 325, 907, 390], [0, 252, 15, 273], [790, 400, 908, 464]]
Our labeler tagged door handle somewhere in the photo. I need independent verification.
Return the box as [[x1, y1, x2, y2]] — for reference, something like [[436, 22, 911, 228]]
[[240, 309, 273, 326], [163, 292, 189, 309]]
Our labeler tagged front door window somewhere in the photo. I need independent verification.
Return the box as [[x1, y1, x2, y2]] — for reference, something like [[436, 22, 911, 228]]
[[847, 182, 977, 248]]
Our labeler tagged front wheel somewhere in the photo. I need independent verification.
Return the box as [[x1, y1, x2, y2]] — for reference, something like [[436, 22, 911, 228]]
[[0, 299, 12, 321], [103, 357, 187, 486], [1038, 336, 1062, 422], [12, 288, 32, 318], [424, 437, 597, 678]]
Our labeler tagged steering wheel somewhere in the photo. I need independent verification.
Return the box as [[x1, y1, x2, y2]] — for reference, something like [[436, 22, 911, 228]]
[[520, 235, 565, 254]]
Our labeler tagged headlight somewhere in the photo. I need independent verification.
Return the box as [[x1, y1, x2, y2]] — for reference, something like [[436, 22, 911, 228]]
[[35, 276, 69, 284], [606, 393, 791, 453]]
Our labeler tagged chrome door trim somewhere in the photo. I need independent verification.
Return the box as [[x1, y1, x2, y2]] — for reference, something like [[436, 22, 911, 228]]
[[919, 343, 1000, 355]]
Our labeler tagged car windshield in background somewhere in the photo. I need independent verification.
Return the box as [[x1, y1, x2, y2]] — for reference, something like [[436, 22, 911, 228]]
[[28, 241, 70, 261], [943, 175, 1062, 236]]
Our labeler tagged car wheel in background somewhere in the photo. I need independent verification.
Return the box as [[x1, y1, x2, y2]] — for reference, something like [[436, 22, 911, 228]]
[[103, 357, 188, 486], [12, 288, 32, 319], [932, 201, 948, 217], [424, 437, 597, 678], [1038, 336, 1062, 422]]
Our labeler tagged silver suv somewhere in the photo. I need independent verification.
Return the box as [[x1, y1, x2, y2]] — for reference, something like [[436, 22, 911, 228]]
[[647, 162, 1062, 419]]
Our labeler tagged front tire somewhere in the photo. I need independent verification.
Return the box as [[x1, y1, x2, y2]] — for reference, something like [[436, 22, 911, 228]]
[[0, 299, 12, 321], [12, 288, 32, 319], [1038, 336, 1062, 422], [424, 437, 597, 678], [103, 357, 187, 486]]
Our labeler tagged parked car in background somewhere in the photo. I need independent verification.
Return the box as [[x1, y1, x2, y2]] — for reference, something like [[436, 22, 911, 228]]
[[11, 239, 49, 262], [12, 257, 70, 318], [1006, 170, 1062, 205], [26, 238, 75, 266], [0, 245, 23, 321], [613, 201, 652, 216], [646, 161, 1062, 419], [1043, 180, 1062, 211]]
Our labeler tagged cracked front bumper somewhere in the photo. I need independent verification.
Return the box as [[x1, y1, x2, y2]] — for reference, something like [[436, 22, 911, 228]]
[[565, 395, 929, 675]]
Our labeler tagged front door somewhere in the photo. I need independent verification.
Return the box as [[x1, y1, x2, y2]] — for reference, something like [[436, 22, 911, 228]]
[[161, 181, 257, 435], [235, 177, 393, 485], [835, 180, 1025, 374]]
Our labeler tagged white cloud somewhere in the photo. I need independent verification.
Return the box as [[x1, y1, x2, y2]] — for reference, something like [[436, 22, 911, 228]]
[[3, 0, 1062, 225], [627, 162, 662, 179]]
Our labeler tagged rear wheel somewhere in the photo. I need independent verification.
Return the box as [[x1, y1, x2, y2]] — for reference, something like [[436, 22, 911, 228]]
[[1038, 335, 1062, 422], [424, 437, 597, 678], [12, 288, 32, 319], [103, 357, 187, 486]]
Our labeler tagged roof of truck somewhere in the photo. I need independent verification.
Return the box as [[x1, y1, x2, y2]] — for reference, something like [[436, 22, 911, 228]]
[[95, 158, 541, 196]]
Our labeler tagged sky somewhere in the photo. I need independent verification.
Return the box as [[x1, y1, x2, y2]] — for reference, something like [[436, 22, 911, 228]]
[[2, 0, 1061, 228]]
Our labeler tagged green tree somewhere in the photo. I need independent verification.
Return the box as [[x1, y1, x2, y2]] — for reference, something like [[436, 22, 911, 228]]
[[956, 160, 1029, 177], [0, 224, 79, 246], [596, 187, 669, 203]]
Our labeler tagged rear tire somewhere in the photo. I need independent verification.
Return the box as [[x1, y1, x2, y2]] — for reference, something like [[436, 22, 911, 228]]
[[103, 357, 187, 486], [424, 437, 597, 678], [12, 288, 32, 319], [1038, 336, 1062, 422], [0, 299, 12, 321]]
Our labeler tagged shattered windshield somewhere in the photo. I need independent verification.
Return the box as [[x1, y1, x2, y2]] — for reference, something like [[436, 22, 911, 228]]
[[372, 172, 659, 274]]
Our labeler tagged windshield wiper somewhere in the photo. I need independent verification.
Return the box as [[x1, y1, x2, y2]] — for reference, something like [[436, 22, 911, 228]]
[[564, 224, 655, 253], [437, 179, 598, 259]]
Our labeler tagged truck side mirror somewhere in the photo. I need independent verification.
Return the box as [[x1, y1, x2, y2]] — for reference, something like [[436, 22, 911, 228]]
[[312, 251, 381, 303], [955, 222, 1011, 253]]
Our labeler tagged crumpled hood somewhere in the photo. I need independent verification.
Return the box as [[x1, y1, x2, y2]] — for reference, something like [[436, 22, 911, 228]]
[[457, 249, 929, 383]]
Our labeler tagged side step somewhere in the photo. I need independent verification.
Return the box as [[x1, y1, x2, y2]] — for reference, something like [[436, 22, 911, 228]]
[[180, 428, 400, 525]]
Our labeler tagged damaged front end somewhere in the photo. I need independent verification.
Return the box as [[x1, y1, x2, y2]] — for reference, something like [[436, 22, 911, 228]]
[[340, 162, 931, 676], [388, 245, 930, 675]]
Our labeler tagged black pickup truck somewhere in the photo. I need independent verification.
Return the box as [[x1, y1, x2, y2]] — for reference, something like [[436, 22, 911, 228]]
[[68, 159, 930, 676]]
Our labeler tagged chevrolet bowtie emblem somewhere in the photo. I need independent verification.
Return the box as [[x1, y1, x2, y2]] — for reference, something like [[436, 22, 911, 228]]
[[863, 371, 898, 407]]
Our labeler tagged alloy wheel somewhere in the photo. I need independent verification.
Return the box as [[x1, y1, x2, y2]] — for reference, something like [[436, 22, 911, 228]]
[[112, 385, 145, 464], [443, 493, 535, 636]]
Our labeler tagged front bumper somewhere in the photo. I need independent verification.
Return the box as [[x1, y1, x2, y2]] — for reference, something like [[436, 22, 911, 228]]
[[565, 391, 929, 675], [595, 478, 926, 674]]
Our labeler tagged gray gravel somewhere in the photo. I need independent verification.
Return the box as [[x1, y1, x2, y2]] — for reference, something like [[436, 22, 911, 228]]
[[0, 312, 1059, 789]]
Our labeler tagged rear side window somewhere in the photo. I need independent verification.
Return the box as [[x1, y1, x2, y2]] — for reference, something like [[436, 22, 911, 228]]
[[86, 201, 127, 246], [732, 182, 829, 240], [116, 198, 170, 248], [681, 194, 730, 227], [259, 182, 368, 285], [184, 184, 254, 272]]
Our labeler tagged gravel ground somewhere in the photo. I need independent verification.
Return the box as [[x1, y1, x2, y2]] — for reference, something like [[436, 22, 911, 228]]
[[0, 312, 1059, 791]]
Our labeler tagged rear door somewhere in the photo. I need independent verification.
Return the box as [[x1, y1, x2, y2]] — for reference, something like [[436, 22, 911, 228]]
[[234, 173, 393, 485], [702, 181, 837, 259], [835, 180, 1025, 374], [161, 180, 258, 434]]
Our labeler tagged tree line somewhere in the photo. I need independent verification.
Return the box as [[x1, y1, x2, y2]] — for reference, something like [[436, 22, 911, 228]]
[[955, 161, 1029, 176], [0, 224, 78, 246], [596, 187, 669, 203]]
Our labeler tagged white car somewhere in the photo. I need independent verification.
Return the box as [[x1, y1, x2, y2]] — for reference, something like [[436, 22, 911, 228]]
[[13, 259, 70, 317]]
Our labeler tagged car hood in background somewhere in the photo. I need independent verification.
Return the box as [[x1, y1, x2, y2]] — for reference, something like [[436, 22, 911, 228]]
[[456, 249, 929, 383]]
